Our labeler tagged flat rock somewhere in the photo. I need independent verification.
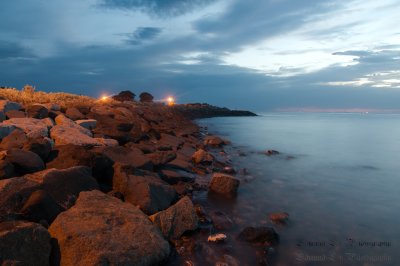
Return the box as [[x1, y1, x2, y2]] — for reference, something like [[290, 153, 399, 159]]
[[150, 196, 198, 240], [76, 119, 97, 130], [6, 149, 45, 175], [113, 164, 177, 215], [159, 169, 195, 185], [209, 173, 240, 197], [2, 118, 50, 138], [49, 190, 170, 266], [0, 221, 51, 266], [50, 125, 107, 146], [54, 115, 92, 136]]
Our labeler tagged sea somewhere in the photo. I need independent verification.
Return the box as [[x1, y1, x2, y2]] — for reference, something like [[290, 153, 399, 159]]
[[196, 112, 400, 266]]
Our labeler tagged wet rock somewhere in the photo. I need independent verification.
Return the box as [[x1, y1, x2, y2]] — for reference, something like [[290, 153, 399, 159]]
[[0, 160, 15, 180], [223, 166, 236, 175], [47, 145, 114, 189], [5, 110, 25, 118], [26, 104, 49, 119], [268, 212, 289, 224], [237, 226, 279, 244], [209, 173, 240, 197], [6, 149, 45, 175], [191, 149, 214, 164], [208, 233, 227, 243], [65, 107, 85, 120], [75, 119, 97, 130], [20, 189, 63, 224], [210, 211, 234, 230], [2, 118, 50, 138], [49, 190, 170, 266], [265, 150, 280, 156], [150, 196, 198, 240], [113, 163, 177, 214], [147, 151, 177, 167], [0, 221, 51, 265], [204, 136, 225, 147]]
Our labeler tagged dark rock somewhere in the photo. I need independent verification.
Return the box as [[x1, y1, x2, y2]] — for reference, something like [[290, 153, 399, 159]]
[[23, 137, 53, 161], [112, 90, 136, 102], [139, 92, 154, 103], [147, 151, 177, 167], [25, 166, 99, 208], [26, 104, 49, 119], [0, 221, 51, 265], [49, 190, 170, 266], [6, 149, 45, 175], [113, 163, 177, 215], [265, 150, 280, 156], [5, 110, 25, 118], [210, 211, 234, 230], [65, 107, 85, 120], [159, 169, 195, 185], [237, 226, 279, 244], [0, 160, 15, 180], [209, 173, 240, 197], [46, 144, 114, 189], [150, 196, 198, 240], [20, 189, 63, 224]]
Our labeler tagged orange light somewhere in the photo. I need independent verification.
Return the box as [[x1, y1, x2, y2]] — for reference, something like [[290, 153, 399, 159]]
[[100, 95, 109, 101], [167, 96, 175, 106]]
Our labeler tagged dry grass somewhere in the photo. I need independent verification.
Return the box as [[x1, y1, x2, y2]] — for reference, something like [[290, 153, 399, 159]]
[[0, 86, 99, 108]]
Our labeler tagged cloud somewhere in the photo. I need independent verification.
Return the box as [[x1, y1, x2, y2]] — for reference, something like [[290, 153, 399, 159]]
[[0, 41, 35, 60], [120, 27, 162, 45], [100, 0, 215, 17]]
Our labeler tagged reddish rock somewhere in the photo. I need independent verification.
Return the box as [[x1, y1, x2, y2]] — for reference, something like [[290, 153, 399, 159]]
[[5, 110, 25, 119], [268, 212, 289, 224], [49, 190, 170, 266], [191, 149, 214, 164], [204, 136, 225, 147], [159, 169, 195, 185], [209, 173, 240, 197], [99, 146, 153, 170], [149, 196, 198, 240], [6, 149, 45, 175], [65, 107, 85, 120], [147, 151, 177, 167], [26, 104, 49, 119]]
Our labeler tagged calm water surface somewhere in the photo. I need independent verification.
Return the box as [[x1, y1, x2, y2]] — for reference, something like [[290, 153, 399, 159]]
[[197, 113, 400, 266]]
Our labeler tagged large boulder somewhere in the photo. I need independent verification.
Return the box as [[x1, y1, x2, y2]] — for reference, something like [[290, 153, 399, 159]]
[[47, 145, 114, 189], [209, 173, 240, 197], [99, 146, 153, 170], [149, 196, 198, 240], [23, 137, 53, 161], [0, 167, 98, 221], [26, 104, 49, 119], [49, 190, 170, 266], [54, 115, 92, 136], [0, 221, 51, 265], [6, 149, 45, 175], [2, 118, 50, 138], [0, 128, 28, 150], [113, 164, 177, 214]]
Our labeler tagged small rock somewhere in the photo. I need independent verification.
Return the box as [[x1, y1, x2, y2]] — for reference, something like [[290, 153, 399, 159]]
[[265, 150, 280, 156], [209, 173, 240, 197], [191, 149, 214, 164], [204, 136, 225, 147], [268, 212, 289, 224], [208, 233, 227, 243]]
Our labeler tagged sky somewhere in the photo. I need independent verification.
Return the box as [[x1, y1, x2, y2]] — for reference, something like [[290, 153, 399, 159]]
[[1, 0, 400, 111]]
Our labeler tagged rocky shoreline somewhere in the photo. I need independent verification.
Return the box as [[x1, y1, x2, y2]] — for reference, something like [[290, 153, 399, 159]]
[[0, 96, 277, 266]]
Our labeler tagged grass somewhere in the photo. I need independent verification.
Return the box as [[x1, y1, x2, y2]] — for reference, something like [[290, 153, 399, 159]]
[[0, 85, 98, 108]]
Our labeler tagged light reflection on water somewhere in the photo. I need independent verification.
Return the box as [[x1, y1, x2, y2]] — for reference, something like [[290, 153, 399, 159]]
[[198, 113, 400, 266]]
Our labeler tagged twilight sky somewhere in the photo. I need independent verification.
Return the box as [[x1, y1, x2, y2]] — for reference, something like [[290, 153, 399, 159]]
[[1, 0, 400, 111]]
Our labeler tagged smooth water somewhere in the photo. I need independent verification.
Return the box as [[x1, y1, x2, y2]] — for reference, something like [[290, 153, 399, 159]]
[[198, 113, 400, 266]]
